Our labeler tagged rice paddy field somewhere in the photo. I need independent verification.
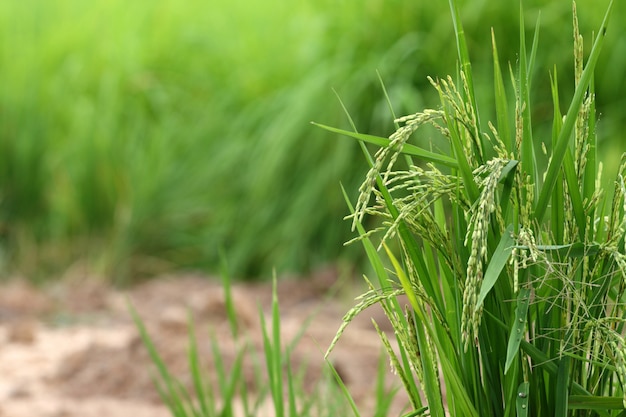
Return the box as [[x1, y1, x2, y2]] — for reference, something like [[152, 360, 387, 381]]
[[1, 0, 625, 284]]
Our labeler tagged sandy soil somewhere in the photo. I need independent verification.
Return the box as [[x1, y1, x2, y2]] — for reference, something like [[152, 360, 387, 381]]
[[0, 268, 409, 417]]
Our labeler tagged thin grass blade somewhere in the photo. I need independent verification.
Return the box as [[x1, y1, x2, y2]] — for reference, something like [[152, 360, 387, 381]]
[[568, 395, 626, 410], [324, 358, 361, 417], [518, 4, 537, 187], [311, 122, 458, 168], [187, 313, 212, 417], [474, 224, 514, 313], [491, 28, 511, 151], [129, 302, 191, 416], [555, 355, 571, 417], [516, 382, 529, 417], [535, 0, 614, 222], [505, 287, 531, 374]]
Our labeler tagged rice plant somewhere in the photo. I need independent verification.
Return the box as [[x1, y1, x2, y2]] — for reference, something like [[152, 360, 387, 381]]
[[321, 0, 626, 415]]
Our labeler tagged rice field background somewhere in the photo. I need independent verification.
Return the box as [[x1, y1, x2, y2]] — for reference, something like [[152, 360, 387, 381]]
[[1, 0, 625, 284]]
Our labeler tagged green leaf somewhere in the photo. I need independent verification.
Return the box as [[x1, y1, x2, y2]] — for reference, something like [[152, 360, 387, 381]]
[[569, 395, 626, 410], [325, 358, 362, 417], [475, 224, 514, 313], [311, 122, 459, 168], [188, 315, 211, 416], [448, 0, 480, 135], [439, 353, 480, 417], [555, 355, 571, 417], [384, 243, 419, 313], [534, 0, 614, 222], [130, 302, 192, 417], [491, 28, 511, 152], [505, 287, 531, 374], [516, 382, 529, 417], [549, 67, 565, 243], [518, 5, 538, 191], [563, 147, 587, 239]]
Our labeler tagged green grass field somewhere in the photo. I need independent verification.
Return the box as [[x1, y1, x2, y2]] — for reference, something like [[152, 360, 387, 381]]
[[0, 0, 624, 284]]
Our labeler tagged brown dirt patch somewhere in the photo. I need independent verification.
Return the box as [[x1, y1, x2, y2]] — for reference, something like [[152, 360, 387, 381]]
[[0, 269, 408, 417]]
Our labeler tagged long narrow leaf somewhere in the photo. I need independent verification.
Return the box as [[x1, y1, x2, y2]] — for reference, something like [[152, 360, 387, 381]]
[[569, 395, 626, 410], [534, 0, 614, 221], [555, 356, 571, 417], [516, 382, 530, 417], [130, 302, 191, 417], [474, 224, 514, 313], [448, 0, 480, 136], [325, 358, 362, 417], [188, 314, 211, 417], [311, 122, 458, 168], [505, 287, 531, 373], [549, 67, 565, 243], [518, 5, 537, 188], [491, 28, 511, 152]]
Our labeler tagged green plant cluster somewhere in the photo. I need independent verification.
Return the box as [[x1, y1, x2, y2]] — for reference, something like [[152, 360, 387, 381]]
[[131, 271, 397, 417], [325, 1, 626, 415], [0, 0, 625, 283]]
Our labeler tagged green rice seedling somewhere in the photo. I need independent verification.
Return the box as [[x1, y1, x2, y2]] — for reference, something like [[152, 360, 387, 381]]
[[321, 0, 626, 415], [132, 269, 392, 417]]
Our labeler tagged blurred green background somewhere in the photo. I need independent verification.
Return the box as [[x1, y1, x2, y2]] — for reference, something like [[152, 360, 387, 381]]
[[0, 0, 624, 284]]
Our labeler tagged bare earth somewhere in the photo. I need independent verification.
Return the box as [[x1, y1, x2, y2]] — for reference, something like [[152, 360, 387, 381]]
[[0, 268, 408, 417]]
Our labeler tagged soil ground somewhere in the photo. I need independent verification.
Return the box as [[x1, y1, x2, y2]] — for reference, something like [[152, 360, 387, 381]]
[[0, 267, 409, 417]]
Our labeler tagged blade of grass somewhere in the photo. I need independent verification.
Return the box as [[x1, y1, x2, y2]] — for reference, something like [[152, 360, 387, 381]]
[[324, 357, 361, 417], [518, 5, 537, 188], [220, 344, 247, 417], [555, 355, 571, 417], [583, 76, 597, 213], [384, 245, 481, 416], [516, 382, 530, 417], [285, 346, 298, 417], [311, 122, 458, 168], [384, 241, 445, 411], [474, 224, 514, 313], [563, 146, 587, 239], [384, 243, 420, 315], [187, 313, 212, 417], [549, 67, 565, 243], [372, 318, 424, 412], [129, 301, 192, 417], [535, 0, 614, 222], [259, 275, 284, 417], [448, 0, 480, 135], [491, 28, 511, 152], [568, 395, 626, 410], [505, 286, 531, 374]]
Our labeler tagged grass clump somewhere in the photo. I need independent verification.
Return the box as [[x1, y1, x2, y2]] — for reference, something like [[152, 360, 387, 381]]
[[131, 270, 397, 417], [322, 0, 626, 414]]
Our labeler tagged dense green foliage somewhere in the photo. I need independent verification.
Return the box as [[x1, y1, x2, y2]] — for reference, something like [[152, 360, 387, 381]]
[[328, 0, 626, 415], [0, 0, 624, 283]]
